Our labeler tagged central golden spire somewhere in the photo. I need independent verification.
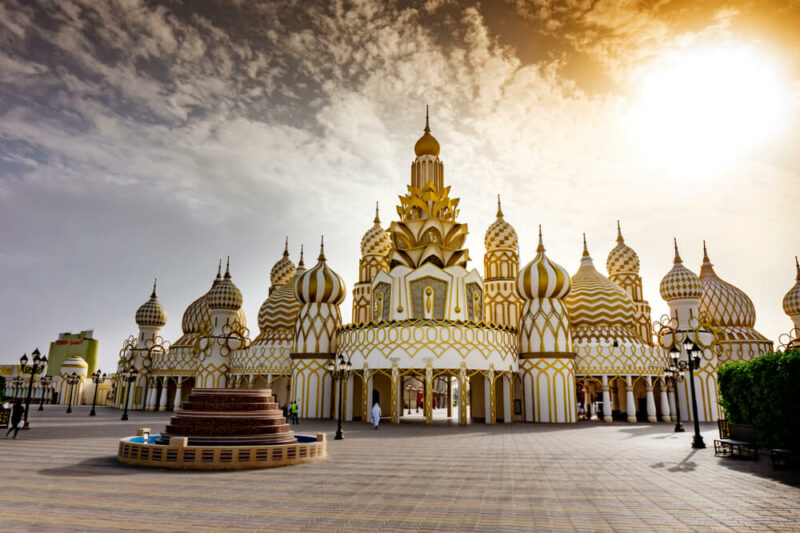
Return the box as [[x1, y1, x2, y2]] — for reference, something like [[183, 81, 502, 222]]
[[414, 105, 441, 158]]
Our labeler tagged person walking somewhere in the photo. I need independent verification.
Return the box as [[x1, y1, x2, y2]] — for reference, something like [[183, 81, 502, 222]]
[[5, 399, 24, 439], [372, 401, 382, 430], [291, 401, 299, 424]]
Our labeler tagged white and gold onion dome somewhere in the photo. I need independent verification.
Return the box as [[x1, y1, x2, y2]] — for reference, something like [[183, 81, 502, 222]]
[[485, 195, 518, 252], [61, 355, 88, 375], [565, 235, 635, 327], [295, 238, 346, 305], [783, 256, 800, 317], [178, 262, 247, 340], [698, 242, 756, 327], [207, 258, 243, 311], [258, 245, 306, 332], [270, 238, 296, 287], [414, 107, 440, 158], [659, 239, 702, 301], [361, 203, 392, 257], [606, 221, 640, 275], [516, 226, 570, 300], [135, 279, 167, 327]]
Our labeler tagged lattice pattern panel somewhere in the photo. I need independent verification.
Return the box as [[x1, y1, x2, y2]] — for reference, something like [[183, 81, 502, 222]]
[[294, 303, 342, 353], [519, 298, 571, 354]]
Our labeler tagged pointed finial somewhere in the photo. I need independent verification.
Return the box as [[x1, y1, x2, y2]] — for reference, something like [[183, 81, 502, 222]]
[[283, 236, 289, 256], [702, 240, 710, 263], [216, 259, 222, 280], [537, 224, 545, 252], [424, 105, 430, 133], [496, 195, 503, 218], [582, 233, 589, 257], [673, 238, 682, 263], [299, 244, 305, 267], [151, 277, 158, 298], [224, 256, 231, 279], [616, 220, 624, 243], [318, 235, 326, 261], [374, 202, 380, 224], [795, 256, 799, 281]]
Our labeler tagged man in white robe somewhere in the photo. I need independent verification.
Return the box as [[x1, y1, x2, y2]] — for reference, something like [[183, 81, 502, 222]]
[[372, 401, 382, 429]]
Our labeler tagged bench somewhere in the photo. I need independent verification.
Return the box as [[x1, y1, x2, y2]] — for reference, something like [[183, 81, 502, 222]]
[[769, 448, 799, 469], [714, 421, 758, 459]]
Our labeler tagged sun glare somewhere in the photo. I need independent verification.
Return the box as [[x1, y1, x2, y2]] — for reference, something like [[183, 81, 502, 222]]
[[632, 44, 788, 172]]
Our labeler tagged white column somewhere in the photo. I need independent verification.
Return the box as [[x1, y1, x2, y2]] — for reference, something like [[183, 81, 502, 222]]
[[523, 372, 534, 422], [625, 375, 636, 423], [158, 380, 168, 412], [601, 375, 612, 423], [659, 378, 671, 422], [173, 378, 183, 410], [645, 376, 657, 423], [365, 374, 373, 423], [503, 375, 513, 424], [144, 382, 155, 411], [668, 383, 677, 421], [345, 374, 354, 422], [484, 375, 492, 425]]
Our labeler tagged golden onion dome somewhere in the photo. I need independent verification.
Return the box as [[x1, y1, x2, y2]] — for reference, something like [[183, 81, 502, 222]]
[[135, 279, 167, 327], [659, 239, 702, 301], [413, 107, 440, 158], [179, 262, 246, 335], [485, 196, 519, 252], [360, 203, 392, 257], [698, 242, 756, 327], [516, 226, 571, 300], [270, 238, 296, 287], [258, 274, 302, 331], [295, 238, 346, 304], [207, 258, 243, 311], [606, 221, 640, 275], [565, 235, 636, 327], [782, 256, 800, 317], [61, 355, 88, 373]]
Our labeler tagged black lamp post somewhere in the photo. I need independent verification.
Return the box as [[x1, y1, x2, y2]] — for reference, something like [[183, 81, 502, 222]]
[[667, 345, 685, 433], [38, 376, 53, 411], [326, 355, 352, 440], [89, 370, 107, 416], [20, 349, 47, 429], [669, 336, 706, 449], [12, 376, 23, 400], [121, 367, 138, 421], [64, 372, 81, 414]]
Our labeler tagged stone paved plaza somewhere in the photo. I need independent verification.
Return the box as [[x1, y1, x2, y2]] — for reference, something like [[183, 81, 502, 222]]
[[1, 406, 799, 532]]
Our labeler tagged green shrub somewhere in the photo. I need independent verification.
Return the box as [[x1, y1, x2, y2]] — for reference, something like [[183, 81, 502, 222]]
[[718, 349, 800, 449]]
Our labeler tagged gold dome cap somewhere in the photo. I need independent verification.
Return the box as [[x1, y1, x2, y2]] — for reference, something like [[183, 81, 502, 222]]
[[782, 256, 800, 317], [270, 237, 296, 287], [413, 106, 440, 158], [135, 279, 167, 327], [516, 226, 571, 300], [360, 203, 392, 257], [698, 242, 756, 327], [207, 258, 243, 311], [295, 237, 346, 304], [485, 196, 519, 252], [659, 239, 702, 301], [566, 235, 635, 327], [606, 221, 640, 275]]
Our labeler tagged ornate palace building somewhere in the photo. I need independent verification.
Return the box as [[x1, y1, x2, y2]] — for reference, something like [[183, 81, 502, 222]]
[[104, 111, 798, 426]]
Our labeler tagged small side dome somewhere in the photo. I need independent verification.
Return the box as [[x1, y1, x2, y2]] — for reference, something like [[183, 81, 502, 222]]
[[270, 238, 296, 287], [485, 196, 519, 252], [607, 221, 640, 275], [361, 203, 392, 256], [61, 355, 88, 375], [516, 226, 571, 300], [413, 107, 440, 158], [660, 239, 702, 301], [135, 279, 167, 327], [566, 235, 636, 327], [207, 258, 243, 311], [259, 280, 302, 331], [698, 242, 756, 327], [295, 238, 346, 305], [783, 256, 800, 317]]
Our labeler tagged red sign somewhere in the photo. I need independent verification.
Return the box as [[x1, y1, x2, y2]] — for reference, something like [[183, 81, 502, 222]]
[[55, 340, 68, 345], [69, 340, 83, 345]]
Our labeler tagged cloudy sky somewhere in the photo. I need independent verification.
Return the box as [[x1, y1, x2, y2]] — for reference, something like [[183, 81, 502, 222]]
[[1, 0, 799, 369]]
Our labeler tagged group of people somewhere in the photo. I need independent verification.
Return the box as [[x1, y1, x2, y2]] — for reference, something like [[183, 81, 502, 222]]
[[4, 398, 25, 439], [282, 401, 300, 424]]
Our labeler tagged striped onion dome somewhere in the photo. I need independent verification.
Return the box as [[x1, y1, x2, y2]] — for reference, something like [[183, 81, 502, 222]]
[[565, 235, 635, 327], [270, 238, 296, 287], [516, 227, 570, 300], [295, 239, 346, 304], [361, 204, 392, 256], [782, 256, 800, 317], [61, 355, 88, 374], [484, 196, 518, 252], [659, 239, 702, 301], [135, 279, 167, 327], [258, 246, 305, 331], [180, 263, 246, 335], [698, 242, 756, 327], [207, 258, 243, 311], [606, 221, 640, 275]]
